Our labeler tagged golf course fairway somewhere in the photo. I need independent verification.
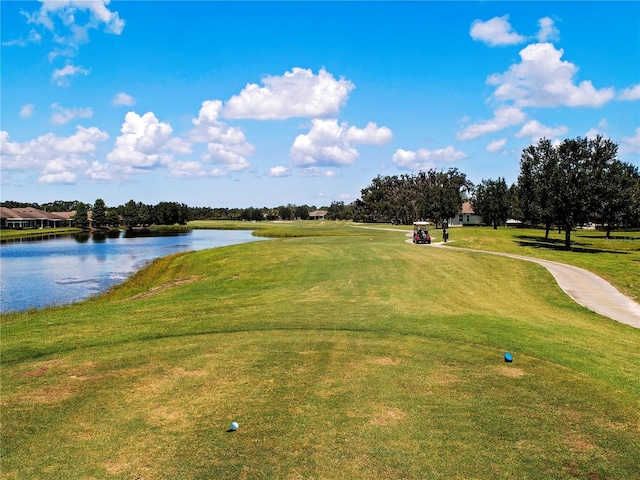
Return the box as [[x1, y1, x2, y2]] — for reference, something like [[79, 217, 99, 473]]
[[2, 222, 639, 479]]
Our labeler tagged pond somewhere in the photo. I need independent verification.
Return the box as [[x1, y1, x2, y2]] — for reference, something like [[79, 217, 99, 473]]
[[0, 229, 262, 313]]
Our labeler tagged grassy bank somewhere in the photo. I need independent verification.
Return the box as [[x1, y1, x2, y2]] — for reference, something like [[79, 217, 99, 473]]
[[2, 222, 638, 479], [0, 227, 81, 240]]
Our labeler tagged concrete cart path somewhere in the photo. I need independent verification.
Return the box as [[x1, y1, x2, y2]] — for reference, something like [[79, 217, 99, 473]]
[[353, 224, 640, 328], [429, 242, 640, 329]]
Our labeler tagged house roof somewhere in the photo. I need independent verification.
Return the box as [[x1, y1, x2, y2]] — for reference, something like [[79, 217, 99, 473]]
[[461, 202, 475, 214], [309, 210, 327, 216], [0, 207, 71, 221]]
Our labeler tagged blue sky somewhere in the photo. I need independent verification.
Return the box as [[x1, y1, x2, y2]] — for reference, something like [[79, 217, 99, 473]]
[[2, 1, 639, 208]]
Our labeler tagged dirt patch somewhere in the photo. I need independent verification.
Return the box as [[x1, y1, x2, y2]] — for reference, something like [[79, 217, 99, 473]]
[[370, 407, 406, 426], [128, 275, 202, 300], [371, 357, 399, 366], [13, 367, 48, 378], [20, 385, 74, 404], [495, 366, 525, 377]]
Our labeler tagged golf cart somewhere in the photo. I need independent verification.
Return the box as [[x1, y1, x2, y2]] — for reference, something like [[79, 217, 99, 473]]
[[412, 221, 431, 244]]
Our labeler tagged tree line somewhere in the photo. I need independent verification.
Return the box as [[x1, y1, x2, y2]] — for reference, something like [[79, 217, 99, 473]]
[[1, 199, 326, 229]]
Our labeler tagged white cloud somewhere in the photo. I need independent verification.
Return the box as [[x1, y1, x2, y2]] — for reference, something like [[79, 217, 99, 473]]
[[223, 67, 355, 120], [24, 0, 124, 47], [488, 43, 615, 107], [2, 29, 42, 47], [584, 119, 608, 140], [470, 15, 526, 46], [190, 100, 254, 173], [0, 126, 109, 183], [111, 92, 136, 106], [38, 171, 77, 184], [52, 63, 89, 86], [536, 17, 560, 42], [269, 166, 291, 177], [20, 104, 35, 118], [514, 120, 569, 142], [51, 103, 93, 125], [107, 111, 174, 169], [392, 146, 467, 171], [166, 137, 193, 155], [620, 128, 640, 155], [167, 161, 208, 179], [297, 167, 337, 178], [486, 138, 507, 153], [618, 84, 640, 101], [290, 119, 392, 167], [457, 106, 526, 140]]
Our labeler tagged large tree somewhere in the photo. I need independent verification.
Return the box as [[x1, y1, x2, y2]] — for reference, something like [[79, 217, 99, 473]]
[[358, 169, 470, 225], [472, 177, 510, 229], [91, 198, 107, 229], [518, 138, 559, 238], [123, 200, 139, 229], [518, 136, 625, 249], [73, 202, 90, 230]]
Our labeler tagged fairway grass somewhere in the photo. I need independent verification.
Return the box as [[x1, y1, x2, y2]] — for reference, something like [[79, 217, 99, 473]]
[[2, 223, 639, 479]]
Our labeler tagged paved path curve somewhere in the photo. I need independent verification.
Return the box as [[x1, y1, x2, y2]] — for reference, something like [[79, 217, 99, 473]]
[[428, 241, 640, 328], [351, 224, 640, 328]]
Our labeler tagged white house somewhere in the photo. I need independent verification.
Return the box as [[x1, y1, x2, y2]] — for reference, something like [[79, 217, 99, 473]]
[[448, 202, 483, 227], [308, 210, 327, 220]]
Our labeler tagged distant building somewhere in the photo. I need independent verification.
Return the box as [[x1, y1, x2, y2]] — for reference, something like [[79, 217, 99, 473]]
[[308, 210, 327, 220], [0, 207, 67, 229], [0, 207, 95, 229], [448, 202, 483, 227]]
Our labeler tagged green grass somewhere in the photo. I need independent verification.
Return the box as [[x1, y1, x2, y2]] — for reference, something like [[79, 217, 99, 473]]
[[0, 227, 81, 240], [2, 222, 639, 479], [442, 226, 640, 302]]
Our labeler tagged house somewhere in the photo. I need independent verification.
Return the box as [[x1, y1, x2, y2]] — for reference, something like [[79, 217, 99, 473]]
[[0, 207, 68, 229], [308, 210, 327, 220], [448, 202, 483, 227]]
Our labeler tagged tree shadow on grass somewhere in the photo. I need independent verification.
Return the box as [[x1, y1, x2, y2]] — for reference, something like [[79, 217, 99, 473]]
[[514, 235, 629, 255]]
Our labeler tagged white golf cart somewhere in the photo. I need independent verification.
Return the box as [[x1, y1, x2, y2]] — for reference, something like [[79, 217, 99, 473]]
[[412, 221, 431, 244]]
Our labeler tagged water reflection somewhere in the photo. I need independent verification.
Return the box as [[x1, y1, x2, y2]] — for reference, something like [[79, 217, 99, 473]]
[[0, 229, 262, 313]]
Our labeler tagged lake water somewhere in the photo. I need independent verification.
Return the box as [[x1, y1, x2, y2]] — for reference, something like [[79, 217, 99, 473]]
[[0, 229, 262, 313]]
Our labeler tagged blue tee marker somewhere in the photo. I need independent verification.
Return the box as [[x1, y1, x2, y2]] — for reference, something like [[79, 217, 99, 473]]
[[504, 352, 513, 363]]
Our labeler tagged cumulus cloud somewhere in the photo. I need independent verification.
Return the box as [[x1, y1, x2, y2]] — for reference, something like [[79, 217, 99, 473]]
[[0, 126, 109, 183], [486, 138, 507, 153], [488, 43, 615, 107], [52, 63, 89, 86], [514, 120, 569, 142], [620, 128, 640, 155], [167, 161, 209, 179], [190, 100, 254, 173], [618, 84, 640, 101], [290, 119, 392, 167], [111, 92, 136, 106], [38, 171, 77, 184], [223, 68, 355, 120], [20, 104, 35, 118], [470, 15, 526, 46], [536, 17, 560, 42], [269, 165, 291, 177], [457, 106, 526, 140], [107, 111, 174, 169], [50, 103, 93, 125], [391, 146, 467, 171]]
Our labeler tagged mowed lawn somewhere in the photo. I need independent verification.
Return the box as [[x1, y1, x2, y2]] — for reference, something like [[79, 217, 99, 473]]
[[2, 223, 639, 479]]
